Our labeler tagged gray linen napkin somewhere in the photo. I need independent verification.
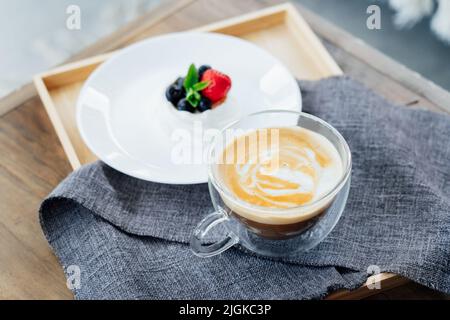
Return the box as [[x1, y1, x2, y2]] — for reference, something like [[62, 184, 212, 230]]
[[40, 76, 450, 299]]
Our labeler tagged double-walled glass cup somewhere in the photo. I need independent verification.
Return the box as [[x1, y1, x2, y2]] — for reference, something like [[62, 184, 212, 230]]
[[190, 110, 352, 258]]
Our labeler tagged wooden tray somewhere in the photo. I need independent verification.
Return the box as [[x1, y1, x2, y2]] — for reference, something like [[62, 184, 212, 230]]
[[33, 3, 402, 299], [34, 3, 342, 169]]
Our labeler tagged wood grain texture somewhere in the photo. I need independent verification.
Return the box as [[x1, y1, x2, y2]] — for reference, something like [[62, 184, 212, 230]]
[[0, 98, 73, 299], [0, 0, 448, 300]]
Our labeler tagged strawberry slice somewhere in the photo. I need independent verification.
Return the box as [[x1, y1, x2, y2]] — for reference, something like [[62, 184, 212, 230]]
[[201, 69, 232, 103]]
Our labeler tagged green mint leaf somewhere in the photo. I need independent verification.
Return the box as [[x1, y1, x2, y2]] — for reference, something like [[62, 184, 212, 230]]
[[186, 94, 199, 107], [186, 88, 200, 107], [186, 87, 195, 97], [183, 64, 198, 90], [192, 81, 210, 91]]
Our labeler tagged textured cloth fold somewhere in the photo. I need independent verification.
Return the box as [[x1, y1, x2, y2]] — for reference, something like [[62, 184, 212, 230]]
[[40, 76, 450, 299]]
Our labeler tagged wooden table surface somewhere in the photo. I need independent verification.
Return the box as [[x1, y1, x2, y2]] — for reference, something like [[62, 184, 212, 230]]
[[0, 0, 449, 300]]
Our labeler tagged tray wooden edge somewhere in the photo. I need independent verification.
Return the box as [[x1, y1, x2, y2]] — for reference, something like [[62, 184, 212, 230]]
[[193, 3, 343, 76], [33, 75, 82, 170], [35, 3, 343, 86], [33, 2, 407, 299]]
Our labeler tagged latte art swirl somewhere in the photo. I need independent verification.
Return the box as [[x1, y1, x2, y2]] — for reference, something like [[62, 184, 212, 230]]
[[219, 127, 343, 209]]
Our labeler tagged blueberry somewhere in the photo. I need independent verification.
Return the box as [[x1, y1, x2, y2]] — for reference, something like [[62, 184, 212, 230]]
[[198, 65, 211, 79], [197, 97, 212, 112], [177, 98, 195, 113], [165, 84, 185, 106], [174, 77, 185, 89]]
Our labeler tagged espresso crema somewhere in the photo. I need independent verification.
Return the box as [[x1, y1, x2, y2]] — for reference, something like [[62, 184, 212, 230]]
[[216, 127, 343, 233]]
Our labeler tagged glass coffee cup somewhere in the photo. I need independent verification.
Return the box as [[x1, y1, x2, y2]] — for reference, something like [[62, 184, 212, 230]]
[[190, 110, 352, 258]]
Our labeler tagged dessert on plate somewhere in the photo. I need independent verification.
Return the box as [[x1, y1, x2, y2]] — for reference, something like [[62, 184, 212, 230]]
[[165, 64, 232, 113]]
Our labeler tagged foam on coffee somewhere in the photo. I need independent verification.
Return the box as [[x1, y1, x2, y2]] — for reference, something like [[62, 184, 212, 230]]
[[216, 127, 343, 226]]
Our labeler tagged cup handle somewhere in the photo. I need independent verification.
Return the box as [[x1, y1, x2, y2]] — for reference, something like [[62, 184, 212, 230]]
[[190, 212, 239, 258]]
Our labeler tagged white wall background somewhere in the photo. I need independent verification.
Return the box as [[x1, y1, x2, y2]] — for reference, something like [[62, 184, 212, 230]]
[[0, 0, 162, 97]]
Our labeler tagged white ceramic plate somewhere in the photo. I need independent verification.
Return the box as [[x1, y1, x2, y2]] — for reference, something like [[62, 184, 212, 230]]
[[76, 32, 301, 184]]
